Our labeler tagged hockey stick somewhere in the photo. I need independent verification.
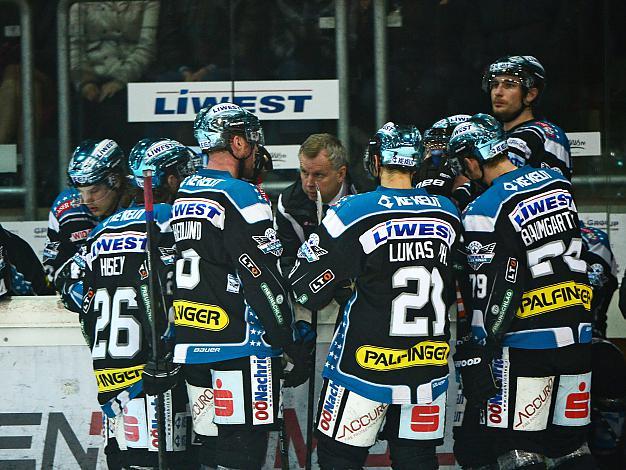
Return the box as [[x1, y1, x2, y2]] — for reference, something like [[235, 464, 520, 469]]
[[304, 185, 324, 470], [142, 169, 166, 470], [280, 414, 289, 470]]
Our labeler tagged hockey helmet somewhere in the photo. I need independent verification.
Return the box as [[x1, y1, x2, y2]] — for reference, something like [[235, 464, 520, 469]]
[[364, 122, 422, 177], [194, 103, 264, 153], [67, 139, 126, 187], [421, 114, 472, 167], [447, 113, 507, 174], [128, 138, 200, 189], [482, 55, 546, 96]]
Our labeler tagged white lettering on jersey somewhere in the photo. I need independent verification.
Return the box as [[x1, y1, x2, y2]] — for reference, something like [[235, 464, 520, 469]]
[[99, 256, 125, 276]]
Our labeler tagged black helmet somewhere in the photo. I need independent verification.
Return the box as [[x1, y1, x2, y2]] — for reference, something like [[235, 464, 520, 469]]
[[482, 55, 546, 98]]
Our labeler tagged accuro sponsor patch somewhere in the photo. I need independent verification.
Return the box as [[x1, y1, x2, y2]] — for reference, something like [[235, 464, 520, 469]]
[[355, 341, 450, 371], [309, 269, 335, 293], [513, 376, 554, 431], [95, 364, 144, 393], [335, 393, 387, 446], [238, 253, 261, 277], [516, 281, 592, 319], [173, 300, 229, 330]]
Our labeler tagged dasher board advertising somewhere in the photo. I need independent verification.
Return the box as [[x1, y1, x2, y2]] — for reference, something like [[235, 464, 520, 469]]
[[128, 80, 340, 122]]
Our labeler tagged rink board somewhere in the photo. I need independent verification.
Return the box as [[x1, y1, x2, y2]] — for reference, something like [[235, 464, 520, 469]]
[[0, 297, 458, 469]]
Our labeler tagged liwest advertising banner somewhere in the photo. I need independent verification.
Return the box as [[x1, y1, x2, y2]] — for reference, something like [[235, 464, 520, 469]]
[[128, 80, 339, 122], [0, 298, 459, 469]]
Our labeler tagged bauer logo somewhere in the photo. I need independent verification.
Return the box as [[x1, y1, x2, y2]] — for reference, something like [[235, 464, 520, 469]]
[[173, 300, 230, 331], [355, 341, 449, 370], [94, 364, 144, 393], [128, 80, 339, 122], [359, 218, 455, 254]]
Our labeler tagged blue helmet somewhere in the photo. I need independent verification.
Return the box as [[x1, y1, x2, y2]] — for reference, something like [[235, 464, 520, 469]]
[[128, 138, 200, 189], [482, 55, 546, 97], [67, 139, 126, 187], [194, 103, 264, 153], [447, 113, 507, 174], [364, 122, 422, 177]]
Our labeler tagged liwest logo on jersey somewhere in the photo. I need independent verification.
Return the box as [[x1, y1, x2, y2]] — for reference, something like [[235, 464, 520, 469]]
[[90, 231, 147, 259], [516, 281, 592, 319], [355, 341, 449, 370], [359, 218, 455, 254], [173, 300, 229, 330], [171, 198, 225, 229], [509, 189, 575, 230], [250, 356, 274, 425], [95, 364, 144, 393]]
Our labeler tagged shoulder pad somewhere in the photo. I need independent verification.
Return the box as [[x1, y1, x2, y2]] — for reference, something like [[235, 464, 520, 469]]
[[51, 189, 90, 220]]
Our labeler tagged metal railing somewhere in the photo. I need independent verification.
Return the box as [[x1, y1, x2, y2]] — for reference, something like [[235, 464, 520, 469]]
[[2, 0, 36, 219]]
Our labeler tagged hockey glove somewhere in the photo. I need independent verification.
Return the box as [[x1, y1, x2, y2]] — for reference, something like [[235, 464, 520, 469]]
[[142, 353, 181, 396], [454, 342, 499, 404], [283, 324, 316, 388]]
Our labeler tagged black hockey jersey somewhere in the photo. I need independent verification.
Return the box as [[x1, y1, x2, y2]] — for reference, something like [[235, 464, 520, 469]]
[[290, 187, 460, 405], [505, 118, 572, 180], [171, 169, 294, 365], [44, 188, 98, 310], [81, 203, 175, 417], [462, 166, 591, 350]]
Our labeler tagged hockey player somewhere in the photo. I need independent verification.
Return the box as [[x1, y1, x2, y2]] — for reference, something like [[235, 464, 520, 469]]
[[449, 114, 595, 469], [415, 114, 470, 199], [579, 222, 618, 338], [0, 224, 52, 298], [482, 55, 572, 179], [80, 138, 197, 468], [171, 103, 313, 470], [44, 139, 129, 311], [290, 122, 461, 469]]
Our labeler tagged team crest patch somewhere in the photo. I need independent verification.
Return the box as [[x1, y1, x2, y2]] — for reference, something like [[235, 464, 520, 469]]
[[252, 229, 283, 257], [297, 234, 328, 263], [466, 241, 496, 271], [158, 247, 176, 265]]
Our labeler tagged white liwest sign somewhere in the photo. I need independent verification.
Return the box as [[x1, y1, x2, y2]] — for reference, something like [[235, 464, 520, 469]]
[[128, 80, 339, 122]]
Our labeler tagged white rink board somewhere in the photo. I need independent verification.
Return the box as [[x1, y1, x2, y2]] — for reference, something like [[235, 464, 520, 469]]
[[0, 297, 460, 469]]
